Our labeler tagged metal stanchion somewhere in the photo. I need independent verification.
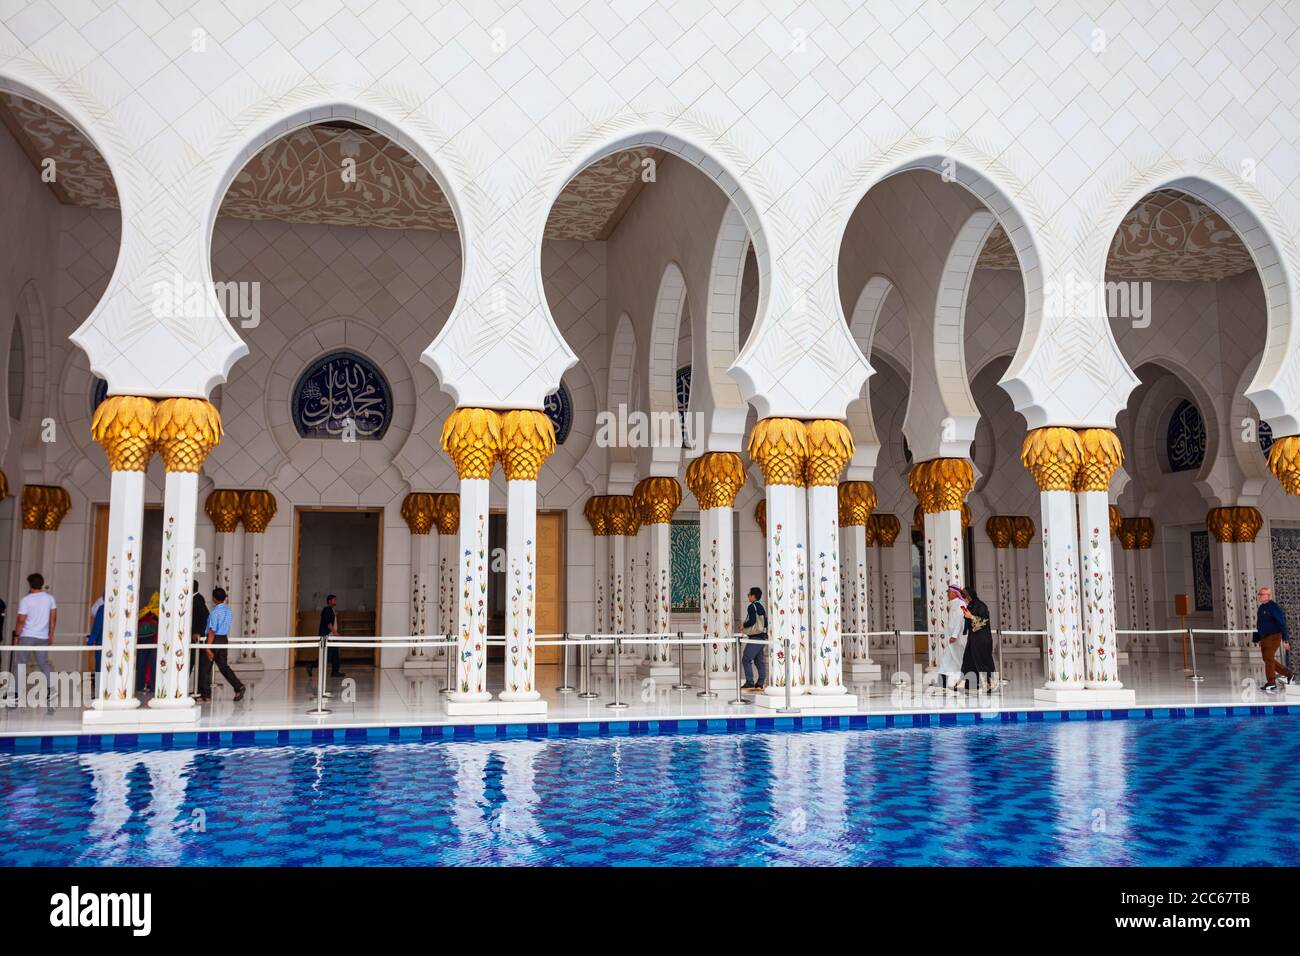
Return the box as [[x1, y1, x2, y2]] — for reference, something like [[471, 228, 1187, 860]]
[[578, 636, 598, 699], [697, 636, 717, 699], [729, 637, 750, 705], [891, 628, 905, 686], [1186, 625, 1205, 682], [556, 633, 575, 693], [306, 635, 332, 716], [997, 628, 1008, 686], [775, 637, 799, 714], [444, 638, 455, 696], [607, 636, 628, 710], [672, 629, 691, 690]]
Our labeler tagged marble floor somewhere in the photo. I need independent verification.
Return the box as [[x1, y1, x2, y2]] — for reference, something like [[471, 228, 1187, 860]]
[[0, 648, 1295, 737]]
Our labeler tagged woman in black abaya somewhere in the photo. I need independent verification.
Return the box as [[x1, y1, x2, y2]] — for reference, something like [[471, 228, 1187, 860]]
[[959, 585, 997, 692]]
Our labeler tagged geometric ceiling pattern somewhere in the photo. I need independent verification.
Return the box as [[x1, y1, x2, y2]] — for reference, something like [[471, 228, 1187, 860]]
[[976, 189, 1256, 280], [0, 96, 1256, 278]]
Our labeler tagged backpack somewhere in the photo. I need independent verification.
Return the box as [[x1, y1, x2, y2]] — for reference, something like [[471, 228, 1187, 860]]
[[742, 602, 766, 635]]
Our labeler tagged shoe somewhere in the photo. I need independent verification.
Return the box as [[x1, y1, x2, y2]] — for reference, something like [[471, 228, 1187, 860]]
[[1264, 684, 1279, 694], [233, 687, 246, 702]]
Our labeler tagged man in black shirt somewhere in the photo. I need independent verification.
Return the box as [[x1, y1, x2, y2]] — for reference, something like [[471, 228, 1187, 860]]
[[319, 594, 343, 678]]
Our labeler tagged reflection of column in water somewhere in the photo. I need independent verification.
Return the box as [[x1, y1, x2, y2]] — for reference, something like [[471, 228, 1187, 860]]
[[1050, 723, 1095, 864], [811, 730, 849, 860], [497, 740, 546, 864], [930, 728, 971, 862], [450, 745, 491, 864], [144, 750, 195, 864], [765, 732, 813, 865], [1088, 722, 1130, 860], [81, 752, 136, 865]]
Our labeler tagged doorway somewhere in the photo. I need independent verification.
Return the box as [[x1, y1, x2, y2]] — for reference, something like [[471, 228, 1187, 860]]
[[486, 510, 566, 665], [292, 508, 383, 668]]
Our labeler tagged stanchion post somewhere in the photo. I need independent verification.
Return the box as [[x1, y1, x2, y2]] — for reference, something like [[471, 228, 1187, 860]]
[[672, 629, 691, 690], [444, 636, 455, 696], [997, 629, 1007, 686], [306, 634, 332, 716], [776, 637, 798, 714], [892, 628, 905, 686], [729, 636, 750, 706], [556, 633, 574, 693], [1187, 625, 1205, 682], [607, 636, 628, 709], [578, 636, 598, 699], [697, 635, 717, 699]]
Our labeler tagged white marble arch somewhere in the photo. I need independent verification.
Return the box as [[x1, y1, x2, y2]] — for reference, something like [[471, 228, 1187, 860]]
[[1123, 360, 1223, 502], [1230, 356, 1275, 500], [822, 147, 1053, 429], [844, 274, 903, 481], [642, 262, 688, 476], [904, 209, 1003, 462], [605, 311, 638, 490], [1088, 168, 1298, 436], [6, 280, 49, 478], [193, 101, 472, 409], [689, 203, 751, 456]]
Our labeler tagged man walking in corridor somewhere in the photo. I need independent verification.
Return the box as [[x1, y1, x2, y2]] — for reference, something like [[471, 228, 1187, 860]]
[[1254, 586, 1293, 694]]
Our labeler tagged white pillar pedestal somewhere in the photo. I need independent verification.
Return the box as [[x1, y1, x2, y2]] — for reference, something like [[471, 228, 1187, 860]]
[[640, 521, 676, 678], [807, 484, 854, 700], [843, 520, 881, 682], [87, 470, 146, 721], [701, 507, 738, 686], [1078, 490, 1124, 690], [1034, 489, 1088, 700], [761, 484, 809, 697]]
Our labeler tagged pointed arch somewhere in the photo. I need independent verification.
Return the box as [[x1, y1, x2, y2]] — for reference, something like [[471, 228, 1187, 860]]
[[690, 203, 751, 454]]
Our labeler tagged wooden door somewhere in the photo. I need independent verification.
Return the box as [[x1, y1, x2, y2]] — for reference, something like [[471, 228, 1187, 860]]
[[535, 511, 564, 664]]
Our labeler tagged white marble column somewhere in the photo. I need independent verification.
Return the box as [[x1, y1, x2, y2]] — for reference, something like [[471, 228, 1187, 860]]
[[643, 517, 676, 676], [1206, 507, 1241, 653], [86, 397, 154, 721], [689, 455, 746, 687], [838, 481, 879, 681], [441, 408, 500, 713], [234, 490, 275, 670], [583, 496, 609, 651], [1234, 507, 1262, 657], [401, 492, 439, 672], [1012, 517, 1036, 642], [1075, 430, 1126, 694], [151, 471, 203, 710], [747, 419, 810, 702], [805, 430, 851, 698], [603, 494, 636, 666], [435, 494, 459, 661]]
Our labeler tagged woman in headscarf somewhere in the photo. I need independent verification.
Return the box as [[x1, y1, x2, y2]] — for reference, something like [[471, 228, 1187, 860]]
[[960, 585, 996, 692], [135, 591, 160, 694], [938, 585, 968, 691]]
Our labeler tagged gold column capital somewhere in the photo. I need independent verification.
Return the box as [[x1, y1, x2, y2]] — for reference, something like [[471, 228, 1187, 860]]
[[1021, 426, 1083, 491], [1011, 515, 1036, 549], [152, 397, 222, 473], [985, 515, 1014, 548], [635, 476, 682, 524], [1268, 435, 1300, 496], [0, 469, 8, 500], [498, 409, 556, 481], [21, 485, 71, 531], [584, 496, 610, 535], [872, 513, 901, 547], [685, 452, 746, 509], [401, 492, 439, 534], [204, 489, 244, 533], [837, 480, 876, 526], [604, 494, 637, 535], [747, 418, 807, 487], [1205, 506, 1234, 543], [804, 419, 854, 487], [1109, 504, 1123, 540], [908, 457, 974, 513], [433, 492, 460, 535], [441, 407, 502, 480], [1117, 518, 1139, 550], [863, 517, 878, 546], [91, 395, 156, 472], [1074, 428, 1123, 492], [1123, 516, 1155, 550], [911, 503, 923, 531], [1231, 505, 1263, 543], [754, 499, 766, 535], [239, 489, 277, 534]]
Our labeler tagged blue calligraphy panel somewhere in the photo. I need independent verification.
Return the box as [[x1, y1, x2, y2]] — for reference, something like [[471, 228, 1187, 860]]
[[292, 351, 391, 439], [1190, 530, 1212, 612], [1165, 399, 1206, 472], [671, 518, 700, 614]]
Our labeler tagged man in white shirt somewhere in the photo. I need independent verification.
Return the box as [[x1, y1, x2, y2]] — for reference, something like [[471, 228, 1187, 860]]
[[14, 572, 56, 699]]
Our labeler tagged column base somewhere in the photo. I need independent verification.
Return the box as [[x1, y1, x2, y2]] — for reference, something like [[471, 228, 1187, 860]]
[[83, 702, 200, 727], [230, 657, 265, 674], [752, 691, 859, 711], [1216, 646, 1256, 659], [1033, 686, 1137, 705], [844, 660, 883, 680], [446, 699, 548, 717], [637, 663, 678, 679], [402, 659, 438, 673], [707, 671, 736, 689]]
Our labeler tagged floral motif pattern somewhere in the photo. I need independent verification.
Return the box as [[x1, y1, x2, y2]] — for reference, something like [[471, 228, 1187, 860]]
[[458, 514, 488, 695]]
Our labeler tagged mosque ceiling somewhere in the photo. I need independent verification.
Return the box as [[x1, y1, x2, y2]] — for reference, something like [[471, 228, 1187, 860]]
[[0, 95, 1256, 279]]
